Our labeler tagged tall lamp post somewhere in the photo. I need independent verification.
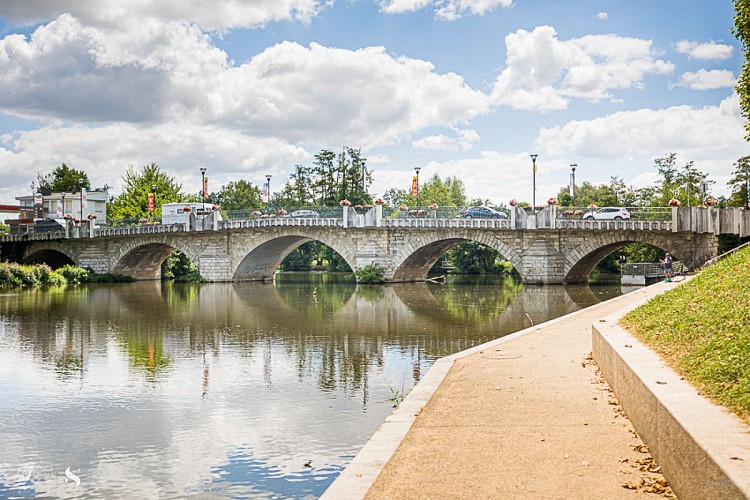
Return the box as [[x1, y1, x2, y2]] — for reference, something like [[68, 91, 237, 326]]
[[265, 174, 272, 206], [570, 164, 577, 205], [530, 154, 538, 213], [199, 167, 207, 211], [151, 184, 157, 222], [414, 166, 421, 208]]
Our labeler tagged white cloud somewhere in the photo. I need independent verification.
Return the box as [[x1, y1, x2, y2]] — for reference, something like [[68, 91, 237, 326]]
[[0, 16, 489, 147], [676, 69, 735, 91], [491, 26, 674, 111], [0, 0, 328, 30], [412, 128, 479, 151], [379, 0, 513, 19], [597, 12, 608, 21], [676, 40, 733, 60], [532, 94, 749, 195], [0, 123, 310, 201]]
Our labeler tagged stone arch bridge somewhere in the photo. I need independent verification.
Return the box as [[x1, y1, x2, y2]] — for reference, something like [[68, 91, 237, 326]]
[[2, 206, 748, 284]]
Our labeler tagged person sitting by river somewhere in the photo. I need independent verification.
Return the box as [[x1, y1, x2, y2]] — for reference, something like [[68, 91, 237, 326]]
[[660, 252, 673, 282]]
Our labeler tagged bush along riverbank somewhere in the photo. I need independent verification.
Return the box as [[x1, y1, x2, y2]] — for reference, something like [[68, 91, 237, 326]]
[[0, 263, 134, 288], [620, 245, 750, 423]]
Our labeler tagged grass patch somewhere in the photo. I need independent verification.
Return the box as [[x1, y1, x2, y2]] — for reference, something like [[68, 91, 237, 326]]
[[620, 246, 750, 423]]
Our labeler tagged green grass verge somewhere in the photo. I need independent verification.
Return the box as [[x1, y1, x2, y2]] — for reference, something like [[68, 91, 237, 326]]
[[620, 245, 750, 423]]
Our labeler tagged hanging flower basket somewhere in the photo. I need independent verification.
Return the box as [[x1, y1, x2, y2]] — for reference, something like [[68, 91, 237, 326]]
[[278, 209, 288, 215], [63, 214, 73, 220], [668, 198, 681, 207], [212, 204, 220, 211], [339, 199, 352, 206], [587, 203, 597, 210], [260, 214, 269, 218], [252, 210, 262, 217], [363, 204, 373, 208], [269, 213, 277, 218], [87, 213, 97, 220], [509, 199, 518, 207], [182, 206, 192, 212], [399, 205, 408, 211], [354, 204, 364, 209], [562, 210, 573, 216], [573, 209, 584, 216], [418, 209, 427, 216], [139, 218, 148, 223], [704, 196, 718, 207], [375, 197, 384, 205], [428, 203, 438, 210], [196, 209, 210, 215], [547, 197, 558, 206]]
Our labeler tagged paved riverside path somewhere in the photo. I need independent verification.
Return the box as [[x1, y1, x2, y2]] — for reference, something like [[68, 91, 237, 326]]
[[349, 284, 674, 499]]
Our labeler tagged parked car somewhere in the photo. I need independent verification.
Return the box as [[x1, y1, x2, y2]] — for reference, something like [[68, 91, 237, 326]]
[[33, 218, 65, 233], [290, 209, 320, 218], [460, 206, 508, 219], [582, 207, 630, 220]]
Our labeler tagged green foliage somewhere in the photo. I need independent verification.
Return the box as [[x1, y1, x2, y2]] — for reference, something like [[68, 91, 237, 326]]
[[418, 174, 467, 207], [734, 0, 750, 140], [56, 264, 134, 283], [447, 242, 509, 274], [728, 156, 750, 207], [161, 251, 202, 282], [0, 223, 8, 234], [0, 262, 64, 287], [36, 163, 91, 192], [108, 164, 184, 221], [354, 263, 386, 283], [212, 179, 263, 211], [621, 245, 750, 422]]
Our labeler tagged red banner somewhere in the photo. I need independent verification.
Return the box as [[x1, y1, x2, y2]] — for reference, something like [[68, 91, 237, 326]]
[[203, 177, 209, 200], [411, 176, 418, 197], [147, 193, 155, 212]]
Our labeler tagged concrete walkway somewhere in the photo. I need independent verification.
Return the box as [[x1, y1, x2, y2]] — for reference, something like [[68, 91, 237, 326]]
[[324, 283, 675, 499]]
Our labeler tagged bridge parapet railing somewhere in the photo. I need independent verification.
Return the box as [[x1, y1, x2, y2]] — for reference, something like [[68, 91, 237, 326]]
[[94, 224, 187, 237], [554, 219, 672, 231], [382, 217, 510, 229], [220, 217, 343, 229], [0, 231, 67, 242], [622, 261, 686, 278]]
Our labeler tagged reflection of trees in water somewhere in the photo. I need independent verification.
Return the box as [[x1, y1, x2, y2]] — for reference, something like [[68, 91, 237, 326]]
[[1, 278, 630, 406]]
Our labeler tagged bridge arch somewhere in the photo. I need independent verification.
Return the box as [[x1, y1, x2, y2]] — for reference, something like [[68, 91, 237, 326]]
[[110, 239, 200, 280], [390, 231, 522, 282], [232, 233, 356, 281], [564, 231, 689, 283], [23, 248, 76, 269]]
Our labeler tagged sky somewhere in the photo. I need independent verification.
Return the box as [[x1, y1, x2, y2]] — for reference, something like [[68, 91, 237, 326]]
[[0, 0, 746, 207]]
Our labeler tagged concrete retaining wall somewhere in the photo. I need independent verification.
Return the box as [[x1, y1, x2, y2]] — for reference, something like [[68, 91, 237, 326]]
[[593, 312, 750, 499]]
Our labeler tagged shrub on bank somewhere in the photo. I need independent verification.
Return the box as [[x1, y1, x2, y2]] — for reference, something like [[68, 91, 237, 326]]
[[355, 263, 386, 283], [620, 246, 750, 422], [0, 262, 65, 288]]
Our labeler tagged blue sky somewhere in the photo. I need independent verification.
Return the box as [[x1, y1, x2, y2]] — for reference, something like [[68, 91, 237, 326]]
[[0, 0, 745, 207]]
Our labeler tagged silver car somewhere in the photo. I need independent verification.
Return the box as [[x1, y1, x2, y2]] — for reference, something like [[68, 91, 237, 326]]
[[290, 209, 320, 218], [582, 207, 630, 220]]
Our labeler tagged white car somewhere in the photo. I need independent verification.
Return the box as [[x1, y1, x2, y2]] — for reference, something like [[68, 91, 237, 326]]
[[582, 207, 630, 220], [290, 209, 320, 218]]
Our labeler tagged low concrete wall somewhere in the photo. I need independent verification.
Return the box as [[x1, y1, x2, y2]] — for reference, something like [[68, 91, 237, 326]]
[[593, 312, 750, 499]]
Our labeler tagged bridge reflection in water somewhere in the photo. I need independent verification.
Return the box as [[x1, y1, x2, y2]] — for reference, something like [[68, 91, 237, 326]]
[[0, 275, 635, 498]]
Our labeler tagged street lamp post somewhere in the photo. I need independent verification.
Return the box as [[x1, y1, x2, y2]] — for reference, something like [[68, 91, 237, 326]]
[[265, 174, 272, 206], [530, 154, 538, 213], [151, 184, 157, 221], [199, 167, 207, 211], [570, 164, 577, 205], [414, 166, 421, 208]]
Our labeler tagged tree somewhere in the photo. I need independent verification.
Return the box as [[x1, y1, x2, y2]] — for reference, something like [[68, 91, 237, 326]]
[[734, 0, 750, 139], [213, 180, 263, 211], [728, 155, 750, 207], [419, 174, 467, 207], [108, 164, 184, 221], [36, 164, 90, 192]]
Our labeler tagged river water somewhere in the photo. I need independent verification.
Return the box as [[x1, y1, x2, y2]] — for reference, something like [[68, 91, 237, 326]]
[[0, 274, 637, 498]]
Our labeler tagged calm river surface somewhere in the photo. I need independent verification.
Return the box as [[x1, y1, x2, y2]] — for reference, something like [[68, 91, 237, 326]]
[[0, 274, 638, 499]]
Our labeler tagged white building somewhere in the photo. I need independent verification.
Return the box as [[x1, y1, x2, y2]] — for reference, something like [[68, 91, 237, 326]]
[[16, 189, 109, 223], [161, 202, 221, 225]]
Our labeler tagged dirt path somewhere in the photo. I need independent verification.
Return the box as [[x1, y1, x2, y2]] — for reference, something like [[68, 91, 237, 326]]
[[364, 285, 674, 499]]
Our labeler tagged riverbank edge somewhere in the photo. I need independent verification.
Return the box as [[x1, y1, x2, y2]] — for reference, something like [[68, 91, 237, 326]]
[[321, 287, 661, 500], [593, 296, 750, 499]]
